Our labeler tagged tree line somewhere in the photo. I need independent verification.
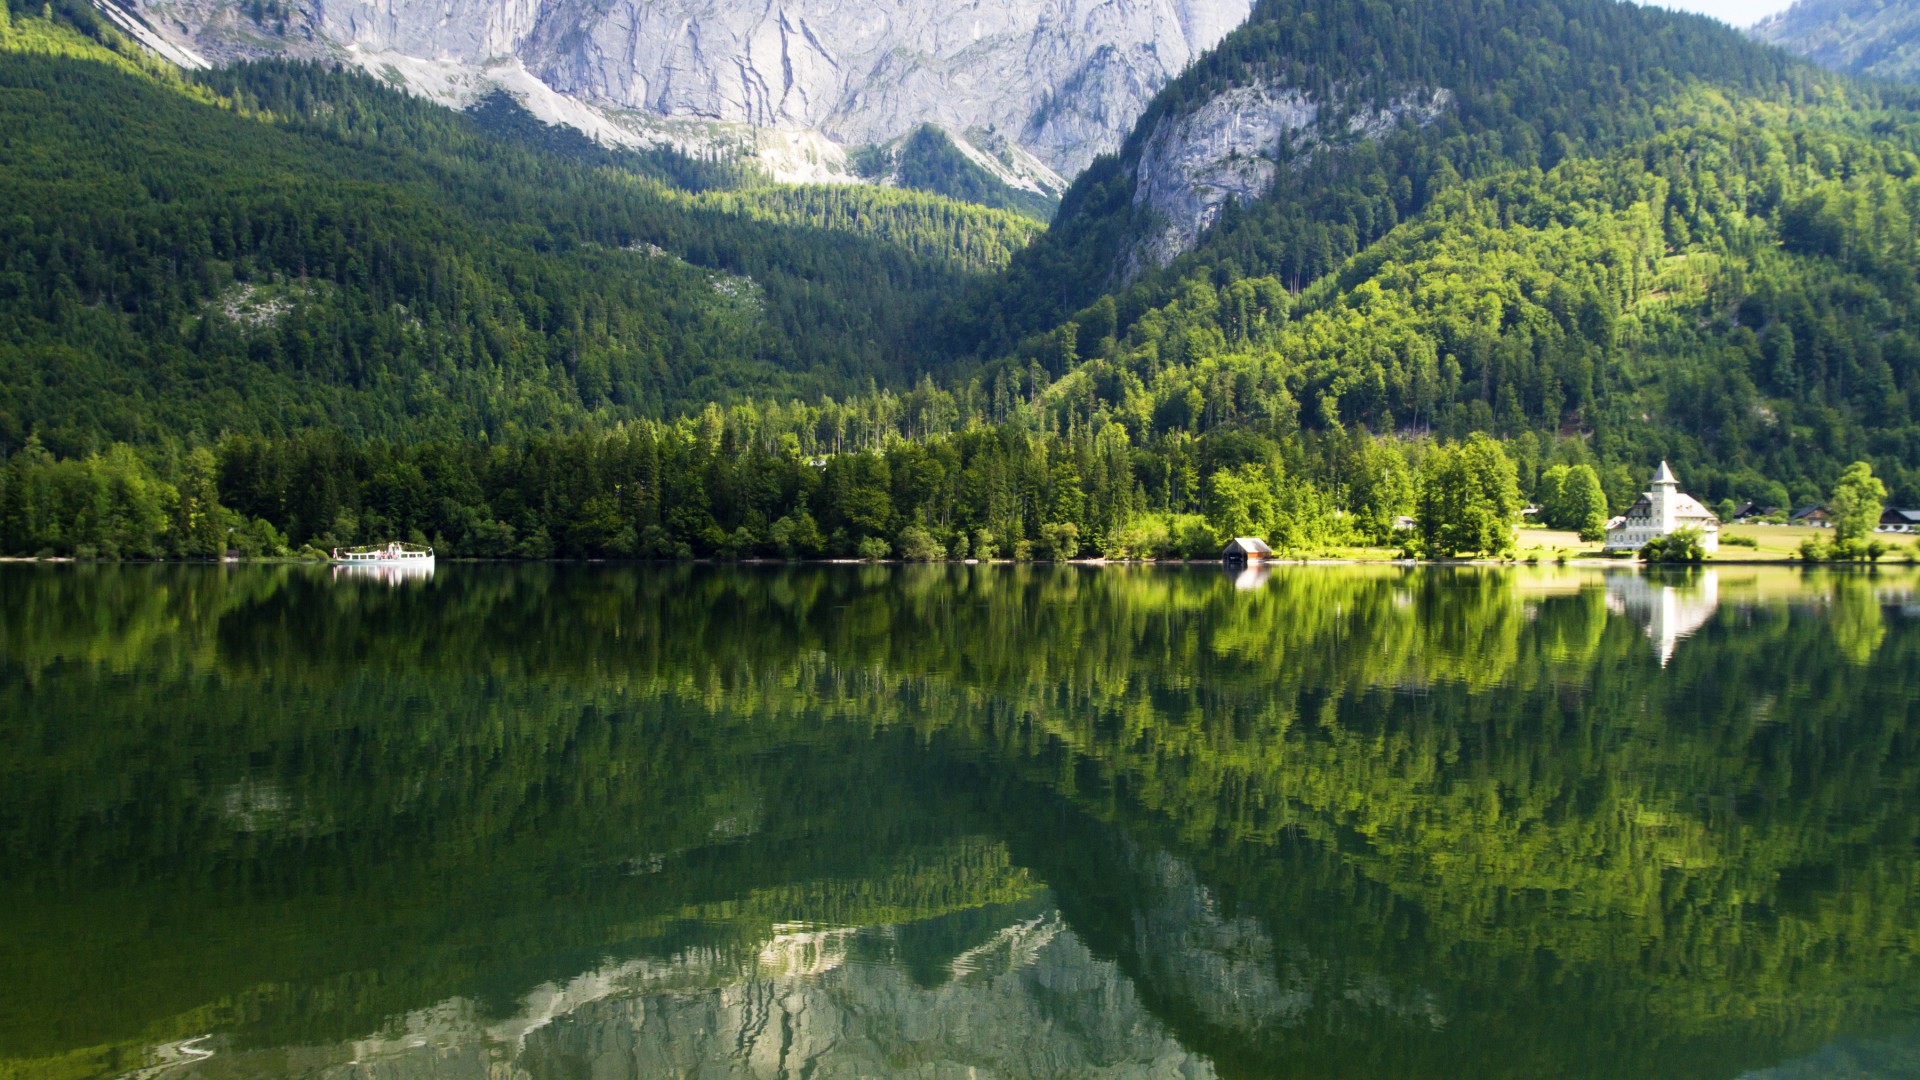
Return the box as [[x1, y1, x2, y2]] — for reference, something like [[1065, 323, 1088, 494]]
[[0, 416, 1527, 561]]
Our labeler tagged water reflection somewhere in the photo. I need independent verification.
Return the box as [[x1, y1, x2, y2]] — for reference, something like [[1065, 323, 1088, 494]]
[[122, 899, 1214, 1079], [1, 564, 1918, 1079], [1604, 567, 1720, 665], [330, 559, 436, 586]]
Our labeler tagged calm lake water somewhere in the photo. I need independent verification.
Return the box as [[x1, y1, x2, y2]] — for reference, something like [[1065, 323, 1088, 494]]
[[5, 563, 1920, 1079]]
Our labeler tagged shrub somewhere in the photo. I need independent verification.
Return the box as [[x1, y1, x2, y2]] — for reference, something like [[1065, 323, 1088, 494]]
[[896, 524, 945, 562], [1829, 537, 1889, 562], [856, 536, 890, 561], [1173, 516, 1218, 559], [1038, 522, 1081, 561], [1641, 527, 1706, 563]]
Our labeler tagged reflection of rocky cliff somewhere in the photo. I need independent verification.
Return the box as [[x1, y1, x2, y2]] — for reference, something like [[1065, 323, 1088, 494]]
[[1739, 1030, 1920, 1079], [142, 909, 1216, 1079], [1605, 570, 1720, 665]]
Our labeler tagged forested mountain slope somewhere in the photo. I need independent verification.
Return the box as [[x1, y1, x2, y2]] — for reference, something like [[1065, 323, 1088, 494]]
[[938, 0, 1920, 505], [0, 0, 1038, 453], [7, 0, 1920, 559], [962, 0, 1846, 346], [1755, 0, 1920, 84]]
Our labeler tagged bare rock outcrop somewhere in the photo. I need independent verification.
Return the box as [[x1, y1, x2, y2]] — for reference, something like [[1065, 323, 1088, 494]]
[[126, 0, 1252, 184]]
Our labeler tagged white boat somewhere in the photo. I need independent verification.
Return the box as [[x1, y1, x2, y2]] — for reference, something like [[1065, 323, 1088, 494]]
[[331, 541, 434, 566]]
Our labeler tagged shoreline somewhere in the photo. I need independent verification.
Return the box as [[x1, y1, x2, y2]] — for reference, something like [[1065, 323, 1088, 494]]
[[3, 554, 1913, 569]]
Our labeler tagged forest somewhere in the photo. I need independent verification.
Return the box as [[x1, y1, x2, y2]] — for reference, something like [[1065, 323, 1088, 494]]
[[5, 0, 1920, 557], [0, 6, 1038, 448]]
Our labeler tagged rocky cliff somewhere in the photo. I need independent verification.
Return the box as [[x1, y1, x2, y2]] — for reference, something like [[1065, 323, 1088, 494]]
[[124, 0, 1251, 186], [1126, 80, 1450, 271], [1752, 0, 1920, 84]]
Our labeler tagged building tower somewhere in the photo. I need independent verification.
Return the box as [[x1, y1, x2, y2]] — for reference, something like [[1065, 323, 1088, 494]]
[[1650, 460, 1678, 534]]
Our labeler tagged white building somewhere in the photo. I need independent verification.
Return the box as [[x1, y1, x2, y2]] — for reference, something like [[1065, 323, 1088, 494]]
[[1603, 461, 1720, 554]]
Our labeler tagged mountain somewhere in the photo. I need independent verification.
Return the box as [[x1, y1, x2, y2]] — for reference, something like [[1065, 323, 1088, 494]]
[[0, 0, 1040, 451], [938, 0, 1920, 504], [1754, 0, 1920, 84], [964, 0, 1834, 340], [8, 0, 1920, 530], [117, 0, 1251, 193]]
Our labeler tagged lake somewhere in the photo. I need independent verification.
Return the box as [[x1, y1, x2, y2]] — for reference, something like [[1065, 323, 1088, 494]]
[[3, 562, 1919, 1079]]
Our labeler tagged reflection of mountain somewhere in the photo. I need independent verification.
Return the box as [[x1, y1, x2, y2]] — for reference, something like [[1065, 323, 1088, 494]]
[[142, 908, 1215, 1079], [1604, 569, 1720, 665], [5, 565, 1920, 1080], [1740, 1030, 1920, 1080]]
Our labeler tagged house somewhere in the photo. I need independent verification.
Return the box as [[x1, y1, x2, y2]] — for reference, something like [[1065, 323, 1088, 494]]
[[1222, 537, 1272, 564], [1392, 515, 1417, 531], [1879, 508, 1920, 533], [1728, 501, 1761, 522], [1790, 505, 1831, 527], [1603, 462, 1721, 554]]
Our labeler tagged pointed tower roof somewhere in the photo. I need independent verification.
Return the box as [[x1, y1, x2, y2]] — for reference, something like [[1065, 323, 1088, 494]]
[[1652, 461, 1678, 486]]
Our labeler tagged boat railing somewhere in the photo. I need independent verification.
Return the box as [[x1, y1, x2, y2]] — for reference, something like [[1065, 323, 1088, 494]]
[[331, 542, 435, 562]]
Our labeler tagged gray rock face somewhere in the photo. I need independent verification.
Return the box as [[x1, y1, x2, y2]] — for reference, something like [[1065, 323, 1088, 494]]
[[1752, 0, 1920, 84], [129, 0, 1251, 181], [1127, 79, 1451, 272], [140, 915, 1218, 1078]]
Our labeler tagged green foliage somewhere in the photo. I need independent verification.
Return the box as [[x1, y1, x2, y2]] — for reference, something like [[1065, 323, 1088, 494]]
[[0, 53, 1037, 449], [1540, 464, 1610, 541], [883, 124, 1058, 221], [0, 436, 283, 558], [1415, 434, 1520, 557], [1833, 536, 1891, 561], [1205, 463, 1277, 545], [1757, 0, 1920, 85], [857, 535, 891, 561], [932, 0, 1920, 514], [960, 0, 1841, 352], [1640, 526, 1706, 562], [1830, 460, 1888, 543], [1036, 521, 1080, 561], [896, 523, 946, 561], [7, 0, 1920, 561], [1799, 533, 1892, 561]]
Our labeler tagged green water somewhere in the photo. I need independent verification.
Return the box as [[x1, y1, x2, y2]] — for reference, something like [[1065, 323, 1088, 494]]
[[4, 563, 1920, 1079]]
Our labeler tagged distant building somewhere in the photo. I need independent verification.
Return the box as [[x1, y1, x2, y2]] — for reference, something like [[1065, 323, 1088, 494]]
[[1728, 501, 1761, 522], [1222, 537, 1272, 564], [1392, 515, 1417, 532], [1790, 505, 1831, 527], [1880, 509, 1920, 533], [1604, 462, 1720, 554]]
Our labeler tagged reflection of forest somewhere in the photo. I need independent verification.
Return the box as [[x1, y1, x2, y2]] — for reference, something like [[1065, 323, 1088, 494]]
[[2, 565, 1919, 1079]]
